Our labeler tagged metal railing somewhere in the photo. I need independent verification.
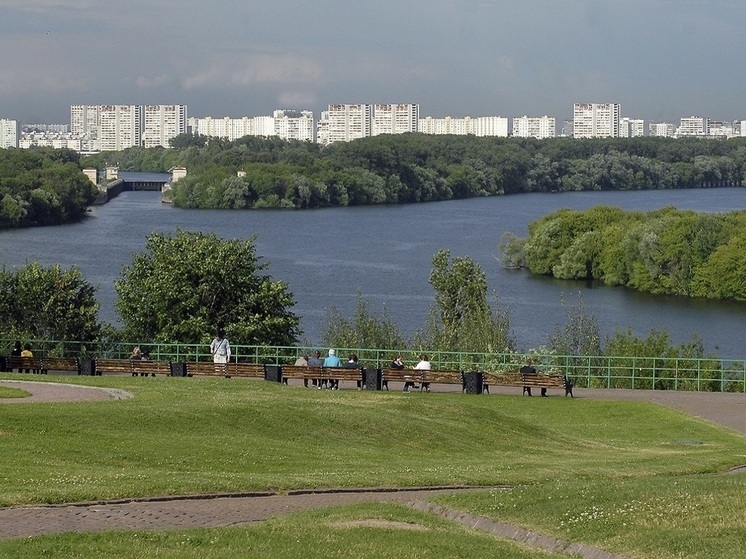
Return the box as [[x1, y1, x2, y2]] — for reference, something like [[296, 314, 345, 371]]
[[1, 339, 744, 393]]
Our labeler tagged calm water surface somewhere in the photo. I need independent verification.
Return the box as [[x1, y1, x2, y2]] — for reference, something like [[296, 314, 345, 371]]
[[2, 187, 746, 358]]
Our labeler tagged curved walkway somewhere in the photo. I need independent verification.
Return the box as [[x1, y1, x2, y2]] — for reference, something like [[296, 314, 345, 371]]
[[0, 380, 743, 558]]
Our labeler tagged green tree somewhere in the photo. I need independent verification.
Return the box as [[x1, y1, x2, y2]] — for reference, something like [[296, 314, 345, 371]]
[[322, 292, 405, 350], [0, 263, 101, 345], [424, 250, 513, 354], [115, 229, 300, 345]]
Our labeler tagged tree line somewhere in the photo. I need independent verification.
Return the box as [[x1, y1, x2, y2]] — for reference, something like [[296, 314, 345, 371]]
[[80, 134, 746, 210], [0, 148, 98, 228], [500, 206, 746, 300]]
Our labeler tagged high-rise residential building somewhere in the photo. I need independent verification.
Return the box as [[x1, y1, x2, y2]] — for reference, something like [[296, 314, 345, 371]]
[[70, 105, 100, 137], [418, 115, 508, 137], [649, 122, 675, 137], [143, 105, 187, 148], [372, 104, 419, 136], [676, 116, 708, 137], [472, 116, 509, 137], [512, 115, 556, 139], [707, 121, 734, 138], [273, 110, 315, 142], [572, 102, 620, 138], [418, 116, 469, 135], [99, 105, 142, 151], [620, 117, 645, 138], [323, 104, 372, 145], [0, 118, 20, 148]]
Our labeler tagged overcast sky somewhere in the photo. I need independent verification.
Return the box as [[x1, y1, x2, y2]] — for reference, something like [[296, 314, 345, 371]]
[[2, 1, 745, 125]]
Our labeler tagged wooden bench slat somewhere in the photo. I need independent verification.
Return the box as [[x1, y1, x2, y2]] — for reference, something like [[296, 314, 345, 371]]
[[226, 362, 265, 378], [95, 358, 135, 376], [131, 360, 171, 377], [281, 365, 322, 380], [186, 361, 229, 377], [40, 357, 80, 372], [6, 356, 44, 373]]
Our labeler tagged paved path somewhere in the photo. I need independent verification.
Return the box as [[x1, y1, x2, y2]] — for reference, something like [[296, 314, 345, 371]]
[[0, 379, 743, 558]]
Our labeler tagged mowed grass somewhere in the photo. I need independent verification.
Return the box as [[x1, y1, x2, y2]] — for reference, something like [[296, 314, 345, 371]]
[[0, 375, 743, 507], [0, 503, 570, 559], [438, 474, 746, 559]]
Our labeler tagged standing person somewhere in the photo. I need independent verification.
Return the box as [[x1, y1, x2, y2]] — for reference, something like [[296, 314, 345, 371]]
[[414, 353, 431, 392], [307, 350, 324, 388], [323, 349, 341, 390], [210, 329, 231, 375]]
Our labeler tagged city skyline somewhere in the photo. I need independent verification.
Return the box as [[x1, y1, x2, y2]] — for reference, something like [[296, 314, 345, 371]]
[[2, 2, 746, 125]]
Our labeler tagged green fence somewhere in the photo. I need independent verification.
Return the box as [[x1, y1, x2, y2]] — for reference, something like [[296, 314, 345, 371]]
[[1, 339, 744, 393]]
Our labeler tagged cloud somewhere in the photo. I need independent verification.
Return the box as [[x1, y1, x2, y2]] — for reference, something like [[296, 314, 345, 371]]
[[135, 74, 173, 89], [182, 53, 324, 90]]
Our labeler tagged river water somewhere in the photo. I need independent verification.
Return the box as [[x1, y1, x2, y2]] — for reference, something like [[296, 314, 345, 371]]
[[1, 187, 745, 358]]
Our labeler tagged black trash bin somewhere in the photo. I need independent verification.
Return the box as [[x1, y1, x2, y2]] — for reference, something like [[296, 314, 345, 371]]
[[463, 371, 483, 394], [364, 367, 382, 391], [169, 362, 188, 377], [265, 364, 282, 383], [78, 358, 96, 376]]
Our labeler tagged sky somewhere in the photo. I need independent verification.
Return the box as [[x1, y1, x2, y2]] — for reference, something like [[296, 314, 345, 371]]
[[2, 1, 746, 126]]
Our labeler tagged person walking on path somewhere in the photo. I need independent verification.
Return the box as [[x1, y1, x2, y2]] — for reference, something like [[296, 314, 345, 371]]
[[210, 329, 231, 375]]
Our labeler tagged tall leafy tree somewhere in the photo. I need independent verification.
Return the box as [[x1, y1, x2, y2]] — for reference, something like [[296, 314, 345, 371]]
[[423, 250, 513, 354], [0, 263, 100, 345], [115, 229, 300, 345]]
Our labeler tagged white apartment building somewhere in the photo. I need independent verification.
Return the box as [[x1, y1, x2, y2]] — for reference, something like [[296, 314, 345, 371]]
[[418, 116, 508, 137], [99, 105, 142, 151], [418, 116, 469, 135], [143, 105, 187, 148], [512, 115, 556, 139], [573, 103, 620, 138], [372, 104, 419, 136], [70, 105, 100, 136], [273, 110, 314, 142], [707, 121, 735, 138], [322, 104, 372, 145], [676, 116, 708, 137], [649, 122, 675, 137], [620, 117, 645, 138], [0, 118, 20, 148], [472, 116, 509, 137]]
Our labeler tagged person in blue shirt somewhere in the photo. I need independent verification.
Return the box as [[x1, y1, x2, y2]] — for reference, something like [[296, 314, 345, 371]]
[[323, 348, 342, 389]]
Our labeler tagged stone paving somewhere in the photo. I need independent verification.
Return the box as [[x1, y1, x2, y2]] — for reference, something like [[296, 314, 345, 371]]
[[1, 378, 743, 558]]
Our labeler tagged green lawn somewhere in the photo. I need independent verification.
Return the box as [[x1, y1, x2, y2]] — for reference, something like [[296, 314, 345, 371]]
[[0, 375, 744, 558]]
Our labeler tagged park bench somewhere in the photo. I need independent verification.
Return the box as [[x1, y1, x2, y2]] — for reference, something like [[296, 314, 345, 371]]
[[321, 366, 364, 388], [382, 368, 461, 391], [225, 362, 266, 379], [39, 357, 80, 375], [6, 356, 44, 374], [520, 372, 573, 397], [482, 371, 573, 397], [94, 358, 130, 376], [280, 365, 322, 385], [94, 358, 138, 376], [420, 369, 464, 391], [185, 361, 230, 378], [130, 359, 171, 377]]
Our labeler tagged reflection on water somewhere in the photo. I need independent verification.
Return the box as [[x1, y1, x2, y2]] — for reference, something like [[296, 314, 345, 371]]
[[1, 188, 746, 358]]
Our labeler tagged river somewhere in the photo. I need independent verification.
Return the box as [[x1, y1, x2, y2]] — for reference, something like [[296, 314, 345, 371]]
[[1, 187, 746, 358]]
